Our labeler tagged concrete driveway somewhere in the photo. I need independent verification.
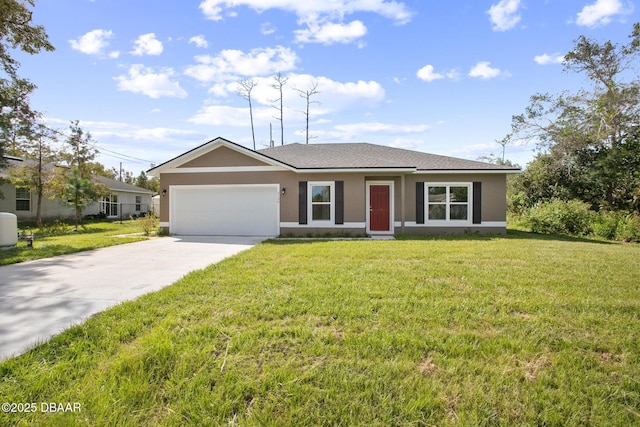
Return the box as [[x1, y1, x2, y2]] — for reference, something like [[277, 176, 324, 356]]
[[0, 236, 264, 361]]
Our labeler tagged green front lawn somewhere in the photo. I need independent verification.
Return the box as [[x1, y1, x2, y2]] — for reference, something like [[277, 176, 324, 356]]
[[0, 220, 148, 266], [1, 232, 639, 425]]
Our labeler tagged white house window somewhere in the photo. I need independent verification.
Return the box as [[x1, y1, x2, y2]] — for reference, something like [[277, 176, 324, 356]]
[[101, 194, 118, 217], [427, 184, 470, 222], [135, 196, 141, 211], [15, 187, 31, 211], [309, 182, 334, 223]]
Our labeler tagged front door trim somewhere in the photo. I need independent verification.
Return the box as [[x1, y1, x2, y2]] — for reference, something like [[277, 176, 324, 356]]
[[366, 181, 394, 235]]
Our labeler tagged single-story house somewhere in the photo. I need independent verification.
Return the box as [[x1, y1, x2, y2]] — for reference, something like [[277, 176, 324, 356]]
[[0, 156, 154, 222], [148, 137, 521, 237]]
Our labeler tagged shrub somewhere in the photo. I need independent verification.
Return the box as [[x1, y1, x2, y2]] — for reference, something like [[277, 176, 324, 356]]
[[137, 211, 159, 236], [527, 199, 594, 236], [40, 219, 70, 236], [592, 211, 623, 240], [590, 211, 640, 242], [616, 213, 640, 242]]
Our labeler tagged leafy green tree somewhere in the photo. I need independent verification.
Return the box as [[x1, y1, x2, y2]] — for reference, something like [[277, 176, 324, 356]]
[[132, 170, 158, 193], [0, 78, 37, 154], [146, 175, 159, 193], [54, 121, 108, 223], [0, 0, 54, 168], [64, 168, 92, 230], [8, 122, 59, 226], [134, 170, 148, 189], [508, 153, 572, 212], [509, 23, 640, 211], [62, 121, 99, 176]]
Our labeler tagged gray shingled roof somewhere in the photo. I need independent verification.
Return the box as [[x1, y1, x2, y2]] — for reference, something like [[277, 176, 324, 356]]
[[2, 156, 152, 193], [258, 143, 519, 171], [93, 175, 153, 194]]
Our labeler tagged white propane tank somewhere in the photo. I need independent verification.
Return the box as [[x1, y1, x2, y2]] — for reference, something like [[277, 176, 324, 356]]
[[0, 212, 18, 248]]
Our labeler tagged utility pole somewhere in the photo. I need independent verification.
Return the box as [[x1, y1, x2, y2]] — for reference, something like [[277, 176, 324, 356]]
[[269, 123, 274, 148]]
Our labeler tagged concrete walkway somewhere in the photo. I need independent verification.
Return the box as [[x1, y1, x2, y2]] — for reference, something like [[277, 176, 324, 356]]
[[0, 236, 264, 361]]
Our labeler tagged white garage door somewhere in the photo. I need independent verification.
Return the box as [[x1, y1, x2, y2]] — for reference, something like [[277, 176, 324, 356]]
[[171, 185, 279, 236]]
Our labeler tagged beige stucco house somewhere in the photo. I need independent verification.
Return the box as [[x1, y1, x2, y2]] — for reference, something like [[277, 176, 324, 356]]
[[0, 156, 153, 222], [148, 137, 520, 237]]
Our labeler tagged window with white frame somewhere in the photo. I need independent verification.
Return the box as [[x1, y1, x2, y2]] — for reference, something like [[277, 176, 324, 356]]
[[15, 187, 31, 211], [308, 182, 334, 223], [101, 194, 118, 217], [427, 184, 471, 222], [135, 195, 141, 211]]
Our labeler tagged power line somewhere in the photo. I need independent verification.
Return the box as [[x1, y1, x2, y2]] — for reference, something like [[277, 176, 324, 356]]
[[92, 145, 154, 165], [45, 126, 155, 166]]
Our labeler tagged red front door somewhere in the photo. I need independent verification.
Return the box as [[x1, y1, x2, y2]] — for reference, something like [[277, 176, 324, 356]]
[[370, 185, 390, 231]]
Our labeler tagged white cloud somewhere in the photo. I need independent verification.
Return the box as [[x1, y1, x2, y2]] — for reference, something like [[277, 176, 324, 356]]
[[128, 127, 202, 141], [46, 118, 202, 142], [334, 122, 430, 135], [314, 77, 385, 106], [116, 65, 187, 99], [188, 105, 274, 126], [390, 138, 426, 150], [198, 0, 411, 45], [261, 22, 277, 35], [69, 29, 116, 56], [263, 74, 386, 109], [487, 0, 522, 31], [468, 61, 506, 79], [576, 0, 630, 28], [310, 122, 428, 141], [93, 126, 202, 142], [534, 53, 565, 65], [198, 0, 413, 24], [130, 33, 164, 56], [294, 20, 367, 44], [190, 73, 386, 126], [184, 46, 299, 82], [189, 35, 209, 48], [445, 69, 462, 80], [416, 65, 444, 82]]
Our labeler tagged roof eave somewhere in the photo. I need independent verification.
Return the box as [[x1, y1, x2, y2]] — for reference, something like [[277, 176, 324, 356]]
[[295, 167, 417, 173], [415, 168, 521, 174]]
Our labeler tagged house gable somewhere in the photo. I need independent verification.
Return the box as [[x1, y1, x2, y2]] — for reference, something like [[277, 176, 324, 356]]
[[148, 137, 292, 176], [179, 145, 271, 168]]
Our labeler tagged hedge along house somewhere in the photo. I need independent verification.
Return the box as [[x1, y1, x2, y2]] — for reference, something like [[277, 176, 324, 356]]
[[148, 137, 520, 237]]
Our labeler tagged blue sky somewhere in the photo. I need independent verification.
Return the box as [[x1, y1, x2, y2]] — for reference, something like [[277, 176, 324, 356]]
[[14, 0, 638, 173]]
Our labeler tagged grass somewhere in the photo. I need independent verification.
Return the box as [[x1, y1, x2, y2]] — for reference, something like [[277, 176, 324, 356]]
[[0, 220, 148, 266], [1, 231, 639, 425]]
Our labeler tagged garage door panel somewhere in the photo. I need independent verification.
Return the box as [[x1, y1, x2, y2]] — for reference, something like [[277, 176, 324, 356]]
[[171, 185, 279, 236]]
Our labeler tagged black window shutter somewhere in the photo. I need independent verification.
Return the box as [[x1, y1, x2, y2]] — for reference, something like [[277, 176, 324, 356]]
[[473, 182, 482, 224], [299, 181, 307, 224], [335, 181, 344, 224], [416, 182, 425, 224]]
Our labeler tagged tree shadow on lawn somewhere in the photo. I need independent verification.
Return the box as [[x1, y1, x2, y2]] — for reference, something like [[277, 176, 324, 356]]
[[0, 244, 102, 266]]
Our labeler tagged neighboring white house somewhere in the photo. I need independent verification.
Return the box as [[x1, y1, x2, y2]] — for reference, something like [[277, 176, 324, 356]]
[[0, 156, 154, 222]]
